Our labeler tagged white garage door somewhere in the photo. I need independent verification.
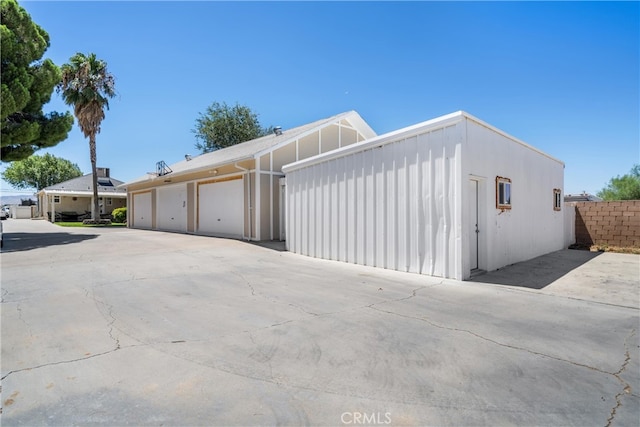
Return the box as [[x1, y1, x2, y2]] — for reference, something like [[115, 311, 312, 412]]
[[132, 192, 152, 229], [157, 185, 187, 233], [198, 178, 244, 238]]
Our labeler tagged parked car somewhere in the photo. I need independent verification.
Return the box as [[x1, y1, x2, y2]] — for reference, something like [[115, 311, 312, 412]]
[[0, 208, 7, 220]]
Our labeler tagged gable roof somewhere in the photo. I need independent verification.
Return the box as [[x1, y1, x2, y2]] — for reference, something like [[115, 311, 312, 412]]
[[122, 111, 376, 187], [40, 173, 126, 195]]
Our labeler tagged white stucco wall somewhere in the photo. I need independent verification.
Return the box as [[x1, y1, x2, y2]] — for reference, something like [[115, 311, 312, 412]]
[[461, 117, 565, 276]]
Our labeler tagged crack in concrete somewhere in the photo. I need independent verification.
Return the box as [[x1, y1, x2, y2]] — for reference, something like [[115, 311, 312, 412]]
[[605, 328, 636, 427], [145, 339, 561, 412], [85, 288, 122, 350], [500, 285, 640, 311], [247, 332, 279, 384], [1, 288, 8, 303], [232, 271, 258, 298], [369, 297, 639, 426], [0, 345, 137, 381], [287, 303, 319, 317], [15, 303, 33, 337], [363, 286, 429, 312], [1, 289, 129, 382], [368, 304, 626, 378], [369, 297, 639, 424]]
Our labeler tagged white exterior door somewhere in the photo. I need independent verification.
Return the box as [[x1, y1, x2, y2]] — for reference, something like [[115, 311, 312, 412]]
[[133, 192, 152, 229], [469, 180, 479, 270], [157, 185, 187, 232], [198, 178, 244, 238]]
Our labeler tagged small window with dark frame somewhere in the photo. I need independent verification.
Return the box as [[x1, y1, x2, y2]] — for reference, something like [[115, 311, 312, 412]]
[[496, 176, 512, 210], [553, 189, 562, 211], [53, 195, 60, 204]]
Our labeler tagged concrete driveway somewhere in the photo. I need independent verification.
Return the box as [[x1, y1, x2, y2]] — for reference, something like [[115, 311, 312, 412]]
[[1, 219, 638, 426]]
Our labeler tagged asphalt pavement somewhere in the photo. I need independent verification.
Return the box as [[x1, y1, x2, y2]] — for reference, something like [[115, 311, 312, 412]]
[[1, 219, 638, 426]]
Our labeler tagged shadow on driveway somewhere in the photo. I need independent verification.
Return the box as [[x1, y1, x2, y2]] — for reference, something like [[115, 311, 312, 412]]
[[1, 232, 98, 253], [247, 240, 287, 252], [468, 249, 602, 289]]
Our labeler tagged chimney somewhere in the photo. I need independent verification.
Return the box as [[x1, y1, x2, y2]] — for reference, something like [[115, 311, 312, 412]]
[[96, 167, 110, 178]]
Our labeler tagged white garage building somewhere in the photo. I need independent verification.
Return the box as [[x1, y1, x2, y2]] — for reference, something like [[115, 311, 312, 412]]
[[283, 111, 565, 280]]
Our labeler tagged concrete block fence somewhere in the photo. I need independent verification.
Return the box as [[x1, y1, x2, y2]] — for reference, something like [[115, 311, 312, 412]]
[[571, 201, 640, 248]]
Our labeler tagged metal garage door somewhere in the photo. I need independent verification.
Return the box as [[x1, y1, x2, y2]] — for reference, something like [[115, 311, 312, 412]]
[[157, 185, 187, 233], [198, 178, 244, 238], [132, 192, 152, 229]]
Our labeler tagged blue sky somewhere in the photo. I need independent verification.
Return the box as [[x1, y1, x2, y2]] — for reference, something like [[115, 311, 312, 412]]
[[2, 0, 638, 196]]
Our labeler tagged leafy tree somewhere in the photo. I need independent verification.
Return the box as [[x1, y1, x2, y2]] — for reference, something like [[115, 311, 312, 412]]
[[597, 164, 640, 201], [1, 153, 82, 190], [1, 0, 73, 161], [58, 52, 116, 221], [193, 101, 274, 153]]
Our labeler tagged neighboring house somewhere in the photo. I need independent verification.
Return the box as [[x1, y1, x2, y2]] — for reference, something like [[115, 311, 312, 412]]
[[283, 111, 565, 280], [9, 205, 34, 219], [38, 168, 127, 221], [121, 111, 376, 240], [564, 193, 602, 202]]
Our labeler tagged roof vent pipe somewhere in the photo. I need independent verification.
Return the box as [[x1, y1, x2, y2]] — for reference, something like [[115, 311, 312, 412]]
[[274, 126, 282, 136], [185, 154, 192, 161]]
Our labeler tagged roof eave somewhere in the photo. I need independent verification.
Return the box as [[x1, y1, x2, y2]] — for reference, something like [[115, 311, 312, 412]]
[[120, 154, 255, 188], [38, 189, 127, 197]]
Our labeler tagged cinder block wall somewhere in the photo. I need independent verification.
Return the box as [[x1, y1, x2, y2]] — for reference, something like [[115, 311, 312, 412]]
[[574, 201, 640, 248]]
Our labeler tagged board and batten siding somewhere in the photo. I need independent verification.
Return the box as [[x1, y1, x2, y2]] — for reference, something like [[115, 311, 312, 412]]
[[284, 111, 565, 280], [285, 120, 463, 279]]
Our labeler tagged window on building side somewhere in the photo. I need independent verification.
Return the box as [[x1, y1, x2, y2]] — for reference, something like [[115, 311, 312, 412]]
[[496, 176, 512, 210], [53, 195, 60, 203], [106, 198, 112, 206], [553, 189, 562, 211]]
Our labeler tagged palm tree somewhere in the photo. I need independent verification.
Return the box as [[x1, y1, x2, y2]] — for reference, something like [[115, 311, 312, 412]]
[[58, 53, 116, 221]]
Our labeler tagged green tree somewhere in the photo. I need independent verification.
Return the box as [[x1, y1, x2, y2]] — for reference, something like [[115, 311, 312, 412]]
[[193, 101, 274, 153], [597, 164, 640, 201], [1, 0, 73, 161], [1, 153, 82, 190], [58, 52, 116, 221]]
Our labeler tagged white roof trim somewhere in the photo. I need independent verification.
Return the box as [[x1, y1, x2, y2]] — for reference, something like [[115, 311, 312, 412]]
[[122, 111, 376, 187], [253, 111, 375, 159], [283, 111, 464, 173], [283, 111, 563, 173], [38, 189, 127, 197]]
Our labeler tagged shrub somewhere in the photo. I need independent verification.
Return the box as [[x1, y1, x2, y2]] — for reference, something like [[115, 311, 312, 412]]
[[111, 207, 127, 223]]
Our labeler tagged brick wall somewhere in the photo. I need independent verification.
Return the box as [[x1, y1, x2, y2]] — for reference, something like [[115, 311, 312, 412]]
[[573, 201, 640, 248]]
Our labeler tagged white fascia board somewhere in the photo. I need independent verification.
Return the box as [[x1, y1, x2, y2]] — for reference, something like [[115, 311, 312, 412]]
[[120, 155, 254, 188], [344, 111, 377, 139], [165, 155, 253, 177], [283, 111, 465, 173], [41, 189, 127, 198], [117, 174, 154, 188], [461, 111, 565, 166]]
